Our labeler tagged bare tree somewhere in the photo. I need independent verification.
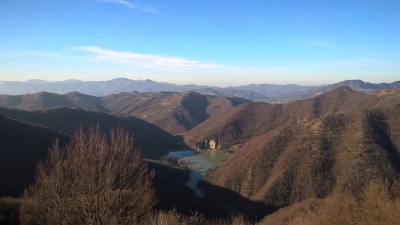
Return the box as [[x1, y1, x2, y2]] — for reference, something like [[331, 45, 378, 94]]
[[20, 127, 156, 225]]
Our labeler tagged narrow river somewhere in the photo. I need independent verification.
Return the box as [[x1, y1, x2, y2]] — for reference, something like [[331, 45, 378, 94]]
[[167, 150, 229, 198]]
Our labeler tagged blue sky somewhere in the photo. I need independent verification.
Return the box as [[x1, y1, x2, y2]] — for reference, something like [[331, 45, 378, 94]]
[[1, 0, 399, 85]]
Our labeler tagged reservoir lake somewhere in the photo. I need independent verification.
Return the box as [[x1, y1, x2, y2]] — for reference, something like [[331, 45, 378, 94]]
[[167, 150, 229, 198]]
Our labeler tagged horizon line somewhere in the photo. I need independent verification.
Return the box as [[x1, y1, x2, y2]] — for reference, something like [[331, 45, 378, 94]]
[[1, 77, 399, 87]]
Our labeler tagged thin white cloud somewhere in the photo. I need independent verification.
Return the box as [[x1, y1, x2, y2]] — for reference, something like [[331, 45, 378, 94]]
[[98, 0, 136, 8], [96, 0, 158, 13], [73, 46, 220, 69]]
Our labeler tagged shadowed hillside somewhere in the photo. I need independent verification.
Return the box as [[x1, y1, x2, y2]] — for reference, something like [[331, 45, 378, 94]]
[[62, 91, 109, 111], [0, 107, 184, 158], [0, 116, 69, 197]]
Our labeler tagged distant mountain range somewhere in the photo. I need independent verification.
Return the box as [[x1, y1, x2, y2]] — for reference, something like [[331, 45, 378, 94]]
[[1, 78, 399, 102]]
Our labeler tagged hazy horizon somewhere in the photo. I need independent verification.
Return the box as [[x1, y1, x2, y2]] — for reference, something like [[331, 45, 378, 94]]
[[1, 77, 400, 88], [1, 0, 399, 86]]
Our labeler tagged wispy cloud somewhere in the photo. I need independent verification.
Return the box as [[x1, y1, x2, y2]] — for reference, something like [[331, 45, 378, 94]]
[[312, 58, 375, 67], [98, 0, 136, 8], [96, 0, 158, 13], [73, 46, 220, 69]]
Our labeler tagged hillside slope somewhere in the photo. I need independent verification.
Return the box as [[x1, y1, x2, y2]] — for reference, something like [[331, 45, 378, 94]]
[[0, 91, 73, 110], [0, 116, 69, 196], [101, 91, 249, 134], [185, 87, 371, 150], [203, 88, 400, 207], [0, 91, 105, 112], [0, 107, 184, 158], [0, 91, 249, 135]]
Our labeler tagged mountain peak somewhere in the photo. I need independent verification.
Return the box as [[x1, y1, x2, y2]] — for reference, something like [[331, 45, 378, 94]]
[[111, 77, 130, 81], [63, 91, 85, 96], [330, 80, 378, 90]]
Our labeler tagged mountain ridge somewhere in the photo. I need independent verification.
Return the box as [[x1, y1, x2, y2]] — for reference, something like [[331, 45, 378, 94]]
[[0, 91, 250, 135], [184, 87, 371, 150], [1, 78, 399, 102]]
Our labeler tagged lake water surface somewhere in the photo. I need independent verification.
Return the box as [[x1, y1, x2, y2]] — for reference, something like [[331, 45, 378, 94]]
[[167, 150, 229, 198]]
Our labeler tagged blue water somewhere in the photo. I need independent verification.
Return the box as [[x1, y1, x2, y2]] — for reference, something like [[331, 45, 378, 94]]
[[167, 150, 229, 198]]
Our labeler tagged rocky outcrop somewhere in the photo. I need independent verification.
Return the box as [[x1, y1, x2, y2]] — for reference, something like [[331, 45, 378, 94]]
[[209, 139, 216, 150]]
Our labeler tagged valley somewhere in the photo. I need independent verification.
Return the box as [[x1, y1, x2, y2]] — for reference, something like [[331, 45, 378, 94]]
[[3, 1, 399, 223], [0, 82, 399, 224]]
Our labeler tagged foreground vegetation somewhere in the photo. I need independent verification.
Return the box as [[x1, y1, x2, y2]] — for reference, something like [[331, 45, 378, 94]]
[[287, 181, 400, 225], [17, 127, 251, 225], [259, 180, 400, 225], [20, 128, 155, 224], [9, 180, 400, 224], [0, 197, 20, 225]]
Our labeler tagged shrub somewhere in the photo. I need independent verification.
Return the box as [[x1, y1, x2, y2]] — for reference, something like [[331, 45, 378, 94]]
[[0, 197, 20, 225], [289, 180, 400, 225], [20, 127, 155, 225]]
